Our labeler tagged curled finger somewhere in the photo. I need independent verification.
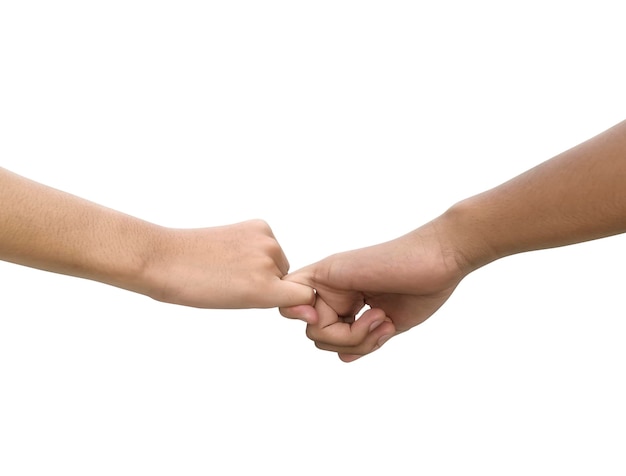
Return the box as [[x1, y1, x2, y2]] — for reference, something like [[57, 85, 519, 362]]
[[307, 301, 396, 356]]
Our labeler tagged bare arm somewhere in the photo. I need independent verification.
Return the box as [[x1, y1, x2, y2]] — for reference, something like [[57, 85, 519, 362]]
[[0, 167, 314, 311], [281, 119, 626, 360], [447, 119, 626, 271]]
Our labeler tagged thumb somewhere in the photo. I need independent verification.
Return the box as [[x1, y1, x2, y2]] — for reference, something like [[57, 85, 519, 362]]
[[279, 302, 318, 325]]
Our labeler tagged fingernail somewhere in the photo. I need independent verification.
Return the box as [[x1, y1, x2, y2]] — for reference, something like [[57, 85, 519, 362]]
[[377, 334, 392, 347], [369, 320, 383, 332]]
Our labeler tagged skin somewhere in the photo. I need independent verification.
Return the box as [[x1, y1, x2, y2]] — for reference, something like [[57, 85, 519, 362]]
[[281, 119, 626, 361], [0, 167, 314, 313]]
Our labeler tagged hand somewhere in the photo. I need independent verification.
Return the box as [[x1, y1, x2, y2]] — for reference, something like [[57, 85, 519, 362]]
[[280, 219, 469, 361], [143, 219, 315, 313]]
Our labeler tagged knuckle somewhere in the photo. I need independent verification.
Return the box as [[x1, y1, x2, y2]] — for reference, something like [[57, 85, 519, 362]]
[[305, 326, 316, 340], [248, 218, 271, 233]]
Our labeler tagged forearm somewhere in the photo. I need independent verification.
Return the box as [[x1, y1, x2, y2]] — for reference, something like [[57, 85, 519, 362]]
[[440, 120, 626, 272], [0, 168, 315, 310], [0, 167, 159, 293]]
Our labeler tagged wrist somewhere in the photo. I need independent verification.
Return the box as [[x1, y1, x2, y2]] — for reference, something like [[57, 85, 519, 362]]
[[434, 198, 502, 276], [99, 218, 169, 299]]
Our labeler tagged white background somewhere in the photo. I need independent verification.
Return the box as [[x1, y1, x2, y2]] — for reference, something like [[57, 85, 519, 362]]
[[1, 1, 626, 474]]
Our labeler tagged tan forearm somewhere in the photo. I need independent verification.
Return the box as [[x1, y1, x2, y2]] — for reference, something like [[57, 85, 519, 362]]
[[443, 119, 626, 271], [0, 167, 158, 292]]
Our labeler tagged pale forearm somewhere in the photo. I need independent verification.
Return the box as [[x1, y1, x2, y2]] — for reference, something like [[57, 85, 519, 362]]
[[0, 167, 159, 293], [442, 120, 626, 272], [0, 167, 314, 310]]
